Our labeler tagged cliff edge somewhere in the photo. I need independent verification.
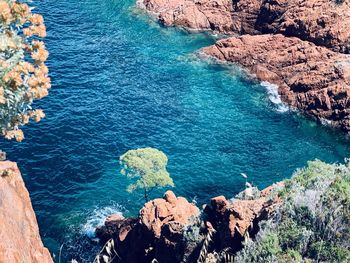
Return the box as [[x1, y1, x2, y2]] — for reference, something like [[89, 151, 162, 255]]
[[0, 161, 52, 263]]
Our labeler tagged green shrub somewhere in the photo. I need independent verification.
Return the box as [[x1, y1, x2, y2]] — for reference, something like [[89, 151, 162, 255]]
[[235, 160, 350, 262]]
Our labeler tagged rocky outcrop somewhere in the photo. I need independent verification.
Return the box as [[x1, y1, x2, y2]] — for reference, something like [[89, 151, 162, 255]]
[[202, 34, 350, 131], [256, 0, 350, 53], [96, 190, 200, 263], [141, 190, 200, 237], [0, 161, 52, 263], [140, 0, 350, 54], [139, 0, 263, 34], [96, 186, 281, 262], [204, 183, 282, 251], [139, 0, 350, 133]]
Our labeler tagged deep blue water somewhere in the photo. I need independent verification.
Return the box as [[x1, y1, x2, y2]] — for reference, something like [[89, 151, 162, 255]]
[[1, 0, 350, 261]]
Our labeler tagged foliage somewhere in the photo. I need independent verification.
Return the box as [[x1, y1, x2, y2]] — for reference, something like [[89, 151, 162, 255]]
[[120, 147, 174, 201], [93, 238, 120, 263], [0, 0, 50, 141], [198, 224, 216, 263], [235, 159, 350, 262]]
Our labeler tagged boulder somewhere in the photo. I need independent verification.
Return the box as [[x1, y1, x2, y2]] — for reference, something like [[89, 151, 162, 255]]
[[204, 184, 282, 250], [96, 191, 200, 263], [141, 190, 200, 238]]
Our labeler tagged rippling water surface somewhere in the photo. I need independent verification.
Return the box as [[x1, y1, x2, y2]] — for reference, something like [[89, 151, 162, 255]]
[[2, 0, 350, 261]]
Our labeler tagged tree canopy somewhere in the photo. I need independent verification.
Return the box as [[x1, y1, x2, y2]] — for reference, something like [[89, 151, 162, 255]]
[[120, 147, 174, 201]]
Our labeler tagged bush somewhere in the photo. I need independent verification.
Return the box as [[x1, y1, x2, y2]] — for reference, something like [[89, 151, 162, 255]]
[[235, 160, 350, 262], [0, 0, 50, 141]]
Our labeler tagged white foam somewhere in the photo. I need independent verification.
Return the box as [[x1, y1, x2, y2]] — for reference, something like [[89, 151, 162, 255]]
[[261, 81, 289, 113], [320, 118, 332, 126], [81, 204, 124, 239]]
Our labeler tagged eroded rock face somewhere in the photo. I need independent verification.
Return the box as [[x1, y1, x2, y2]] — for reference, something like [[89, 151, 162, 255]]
[[204, 183, 282, 251], [139, 0, 263, 34], [96, 187, 282, 262], [141, 190, 200, 238], [257, 0, 350, 53], [0, 161, 52, 263], [140, 0, 350, 54], [96, 190, 200, 263], [202, 34, 350, 131]]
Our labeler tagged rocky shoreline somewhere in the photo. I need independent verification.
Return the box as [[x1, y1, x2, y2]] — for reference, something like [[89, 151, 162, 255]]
[[95, 186, 282, 262], [95, 160, 350, 263], [138, 0, 350, 132]]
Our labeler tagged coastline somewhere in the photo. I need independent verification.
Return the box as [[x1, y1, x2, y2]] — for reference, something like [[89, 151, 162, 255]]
[[137, 0, 350, 133]]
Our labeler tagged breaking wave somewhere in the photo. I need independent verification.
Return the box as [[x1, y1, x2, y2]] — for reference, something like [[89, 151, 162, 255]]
[[261, 81, 289, 113], [81, 204, 124, 239]]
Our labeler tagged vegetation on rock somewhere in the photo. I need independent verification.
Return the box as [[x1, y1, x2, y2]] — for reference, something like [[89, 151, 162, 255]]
[[235, 160, 350, 262], [98, 159, 350, 262], [0, 0, 50, 142], [120, 147, 174, 201]]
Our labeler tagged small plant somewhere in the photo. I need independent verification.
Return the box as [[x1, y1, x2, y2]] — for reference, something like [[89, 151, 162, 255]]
[[0, 167, 14, 177], [120, 147, 174, 202], [197, 222, 216, 263], [335, 0, 345, 4], [93, 238, 120, 263]]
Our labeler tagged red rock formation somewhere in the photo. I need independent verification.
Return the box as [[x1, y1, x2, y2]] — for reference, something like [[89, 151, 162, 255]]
[[96, 190, 200, 263], [257, 0, 350, 53], [204, 183, 282, 250], [139, 0, 263, 34], [202, 34, 350, 132], [140, 0, 350, 54], [141, 190, 200, 237], [140, 0, 350, 133], [96, 186, 282, 262], [0, 161, 52, 263]]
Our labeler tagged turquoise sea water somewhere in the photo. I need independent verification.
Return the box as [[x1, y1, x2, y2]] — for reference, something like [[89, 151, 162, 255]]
[[1, 0, 350, 261]]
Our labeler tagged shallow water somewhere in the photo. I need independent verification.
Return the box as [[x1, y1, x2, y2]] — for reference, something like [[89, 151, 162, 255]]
[[1, 0, 350, 261]]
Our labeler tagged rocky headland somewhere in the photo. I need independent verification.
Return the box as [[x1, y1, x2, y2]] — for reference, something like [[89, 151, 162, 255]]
[[138, 0, 350, 132], [0, 161, 52, 263], [95, 160, 350, 262], [95, 186, 282, 262], [202, 34, 350, 131]]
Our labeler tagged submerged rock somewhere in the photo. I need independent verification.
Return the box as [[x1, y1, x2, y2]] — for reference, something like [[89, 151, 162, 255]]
[[202, 34, 350, 131], [0, 161, 52, 263]]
